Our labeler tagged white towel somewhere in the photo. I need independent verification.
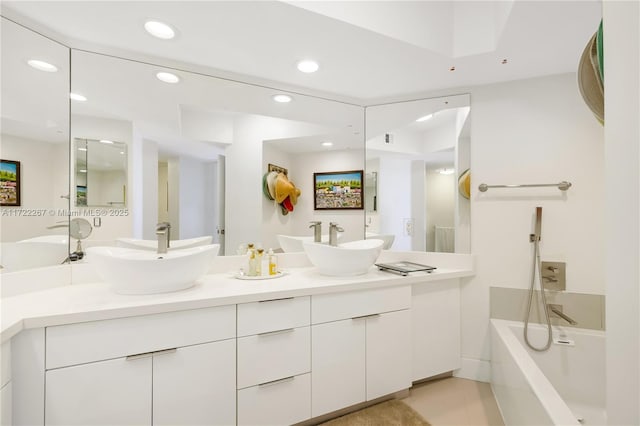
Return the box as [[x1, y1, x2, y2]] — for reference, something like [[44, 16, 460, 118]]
[[435, 226, 455, 253]]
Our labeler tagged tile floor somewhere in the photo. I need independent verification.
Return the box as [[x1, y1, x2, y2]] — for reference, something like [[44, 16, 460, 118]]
[[402, 377, 505, 426]]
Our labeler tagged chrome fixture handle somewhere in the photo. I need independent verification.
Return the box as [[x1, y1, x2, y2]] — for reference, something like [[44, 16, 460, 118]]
[[478, 181, 572, 192], [156, 222, 171, 254], [548, 304, 578, 325], [329, 222, 344, 247], [309, 221, 322, 242]]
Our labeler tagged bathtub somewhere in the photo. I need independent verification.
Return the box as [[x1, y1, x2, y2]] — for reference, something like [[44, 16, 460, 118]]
[[490, 319, 606, 425]]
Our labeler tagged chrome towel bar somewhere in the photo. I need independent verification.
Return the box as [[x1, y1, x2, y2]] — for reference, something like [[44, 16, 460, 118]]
[[478, 181, 572, 192]]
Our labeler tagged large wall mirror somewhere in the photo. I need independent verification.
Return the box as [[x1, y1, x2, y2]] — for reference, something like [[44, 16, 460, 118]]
[[365, 94, 471, 254], [0, 17, 70, 272], [70, 49, 365, 255]]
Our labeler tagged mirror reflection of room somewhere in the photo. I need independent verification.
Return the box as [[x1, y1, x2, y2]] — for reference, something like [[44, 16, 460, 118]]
[[74, 138, 127, 208], [365, 95, 470, 253]]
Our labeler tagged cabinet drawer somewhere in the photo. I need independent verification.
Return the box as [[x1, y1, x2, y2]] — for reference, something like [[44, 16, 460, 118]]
[[237, 326, 310, 389], [237, 296, 309, 337], [238, 373, 311, 426], [312, 285, 411, 324], [46, 305, 236, 369]]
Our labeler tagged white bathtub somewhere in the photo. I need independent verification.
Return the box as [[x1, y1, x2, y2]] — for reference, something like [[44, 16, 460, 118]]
[[490, 319, 606, 425]]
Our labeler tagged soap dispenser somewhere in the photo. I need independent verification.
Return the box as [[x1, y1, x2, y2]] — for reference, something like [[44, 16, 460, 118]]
[[268, 248, 278, 276]]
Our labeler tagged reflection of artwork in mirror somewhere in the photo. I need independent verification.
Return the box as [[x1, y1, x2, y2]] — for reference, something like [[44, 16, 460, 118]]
[[74, 138, 127, 207], [314, 170, 363, 210], [76, 185, 87, 206], [268, 163, 288, 176], [0, 159, 21, 206]]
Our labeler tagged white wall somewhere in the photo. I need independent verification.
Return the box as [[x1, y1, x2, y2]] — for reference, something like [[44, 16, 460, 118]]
[[378, 156, 413, 250], [130, 134, 157, 240], [604, 1, 640, 424], [177, 156, 213, 240], [459, 72, 604, 381], [0, 134, 67, 241]]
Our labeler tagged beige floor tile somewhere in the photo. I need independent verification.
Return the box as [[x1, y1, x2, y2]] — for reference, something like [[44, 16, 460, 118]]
[[402, 377, 505, 426]]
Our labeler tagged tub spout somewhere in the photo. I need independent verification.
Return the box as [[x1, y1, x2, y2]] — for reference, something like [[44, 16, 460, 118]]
[[548, 304, 578, 325]]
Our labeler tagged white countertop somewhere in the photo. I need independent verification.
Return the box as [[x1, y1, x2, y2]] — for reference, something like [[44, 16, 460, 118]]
[[1, 253, 474, 343]]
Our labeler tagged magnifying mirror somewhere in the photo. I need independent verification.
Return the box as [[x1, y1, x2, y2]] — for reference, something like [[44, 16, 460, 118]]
[[69, 218, 92, 260]]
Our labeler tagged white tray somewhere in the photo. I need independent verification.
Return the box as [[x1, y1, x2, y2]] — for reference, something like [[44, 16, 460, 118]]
[[235, 271, 287, 280]]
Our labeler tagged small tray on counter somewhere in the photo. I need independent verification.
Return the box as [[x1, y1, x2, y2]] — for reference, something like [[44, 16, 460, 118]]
[[375, 261, 436, 276], [234, 271, 287, 280]]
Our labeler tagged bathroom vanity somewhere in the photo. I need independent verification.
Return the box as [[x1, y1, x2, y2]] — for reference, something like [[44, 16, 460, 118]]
[[0, 252, 473, 426]]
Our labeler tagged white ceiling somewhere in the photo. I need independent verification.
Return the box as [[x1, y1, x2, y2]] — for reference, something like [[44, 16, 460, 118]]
[[2, 0, 602, 102]]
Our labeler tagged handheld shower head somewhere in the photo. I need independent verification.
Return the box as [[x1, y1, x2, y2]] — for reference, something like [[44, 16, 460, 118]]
[[534, 207, 542, 242]]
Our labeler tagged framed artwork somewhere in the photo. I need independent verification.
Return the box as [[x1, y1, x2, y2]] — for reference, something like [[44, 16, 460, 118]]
[[0, 159, 21, 206], [268, 163, 288, 176], [313, 170, 363, 210], [76, 185, 87, 206]]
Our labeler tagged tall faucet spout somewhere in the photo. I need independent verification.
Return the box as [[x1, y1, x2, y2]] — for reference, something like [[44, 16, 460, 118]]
[[156, 222, 171, 254]]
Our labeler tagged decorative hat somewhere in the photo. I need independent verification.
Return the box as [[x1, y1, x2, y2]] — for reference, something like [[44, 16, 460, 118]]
[[458, 169, 471, 199], [265, 171, 278, 200], [275, 172, 301, 204], [578, 32, 604, 124]]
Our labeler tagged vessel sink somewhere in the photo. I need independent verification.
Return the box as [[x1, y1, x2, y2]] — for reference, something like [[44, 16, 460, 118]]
[[1, 236, 69, 272], [115, 236, 212, 251], [277, 234, 341, 252], [303, 239, 384, 276], [86, 244, 219, 294], [365, 232, 395, 250]]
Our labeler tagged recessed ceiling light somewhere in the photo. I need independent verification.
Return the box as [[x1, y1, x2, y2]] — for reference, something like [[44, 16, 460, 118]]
[[79, 169, 87, 173], [416, 114, 434, 122], [78, 147, 87, 152], [297, 60, 319, 73], [99, 139, 114, 144], [120, 151, 125, 155], [70, 93, 87, 102], [156, 72, 180, 83], [272, 94, 293, 103], [144, 20, 176, 40], [439, 168, 455, 175], [321, 141, 333, 147], [28, 59, 57, 72]]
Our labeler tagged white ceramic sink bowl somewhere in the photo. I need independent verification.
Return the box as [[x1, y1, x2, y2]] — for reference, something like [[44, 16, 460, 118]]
[[303, 239, 384, 276], [86, 244, 219, 295], [365, 232, 395, 250], [116, 236, 212, 251], [277, 234, 342, 253], [1, 237, 69, 272]]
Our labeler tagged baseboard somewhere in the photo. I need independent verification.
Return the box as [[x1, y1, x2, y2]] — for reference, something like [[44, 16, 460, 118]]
[[454, 358, 491, 382]]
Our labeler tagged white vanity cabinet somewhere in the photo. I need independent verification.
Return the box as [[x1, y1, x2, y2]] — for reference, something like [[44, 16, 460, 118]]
[[311, 286, 412, 417], [236, 296, 311, 426], [411, 279, 461, 381], [43, 306, 236, 426]]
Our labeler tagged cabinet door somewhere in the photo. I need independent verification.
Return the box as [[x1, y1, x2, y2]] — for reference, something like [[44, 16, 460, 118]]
[[311, 319, 365, 417], [366, 310, 412, 401], [412, 281, 460, 381], [153, 340, 236, 426], [46, 356, 152, 426]]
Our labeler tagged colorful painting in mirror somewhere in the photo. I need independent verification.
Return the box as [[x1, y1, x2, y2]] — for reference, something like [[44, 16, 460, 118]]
[[314, 170, 363, 210], [0, 159, 21, 206]]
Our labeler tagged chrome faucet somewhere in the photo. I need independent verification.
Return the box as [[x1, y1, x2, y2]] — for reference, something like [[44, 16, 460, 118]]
[[548, 304, 578, 325], [329, 222, 343, 247], [156, 222, 171, 254], [309, 221, 322, 242]]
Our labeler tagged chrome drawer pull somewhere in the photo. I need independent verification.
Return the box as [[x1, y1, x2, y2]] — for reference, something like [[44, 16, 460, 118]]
[[258, 297, 294, 303], [257, 328, 294, 337], [258, 376, 295, 387], [351, 313, 381, 321], [126, 351, 154, 361], [153, 348, 177, 356]]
